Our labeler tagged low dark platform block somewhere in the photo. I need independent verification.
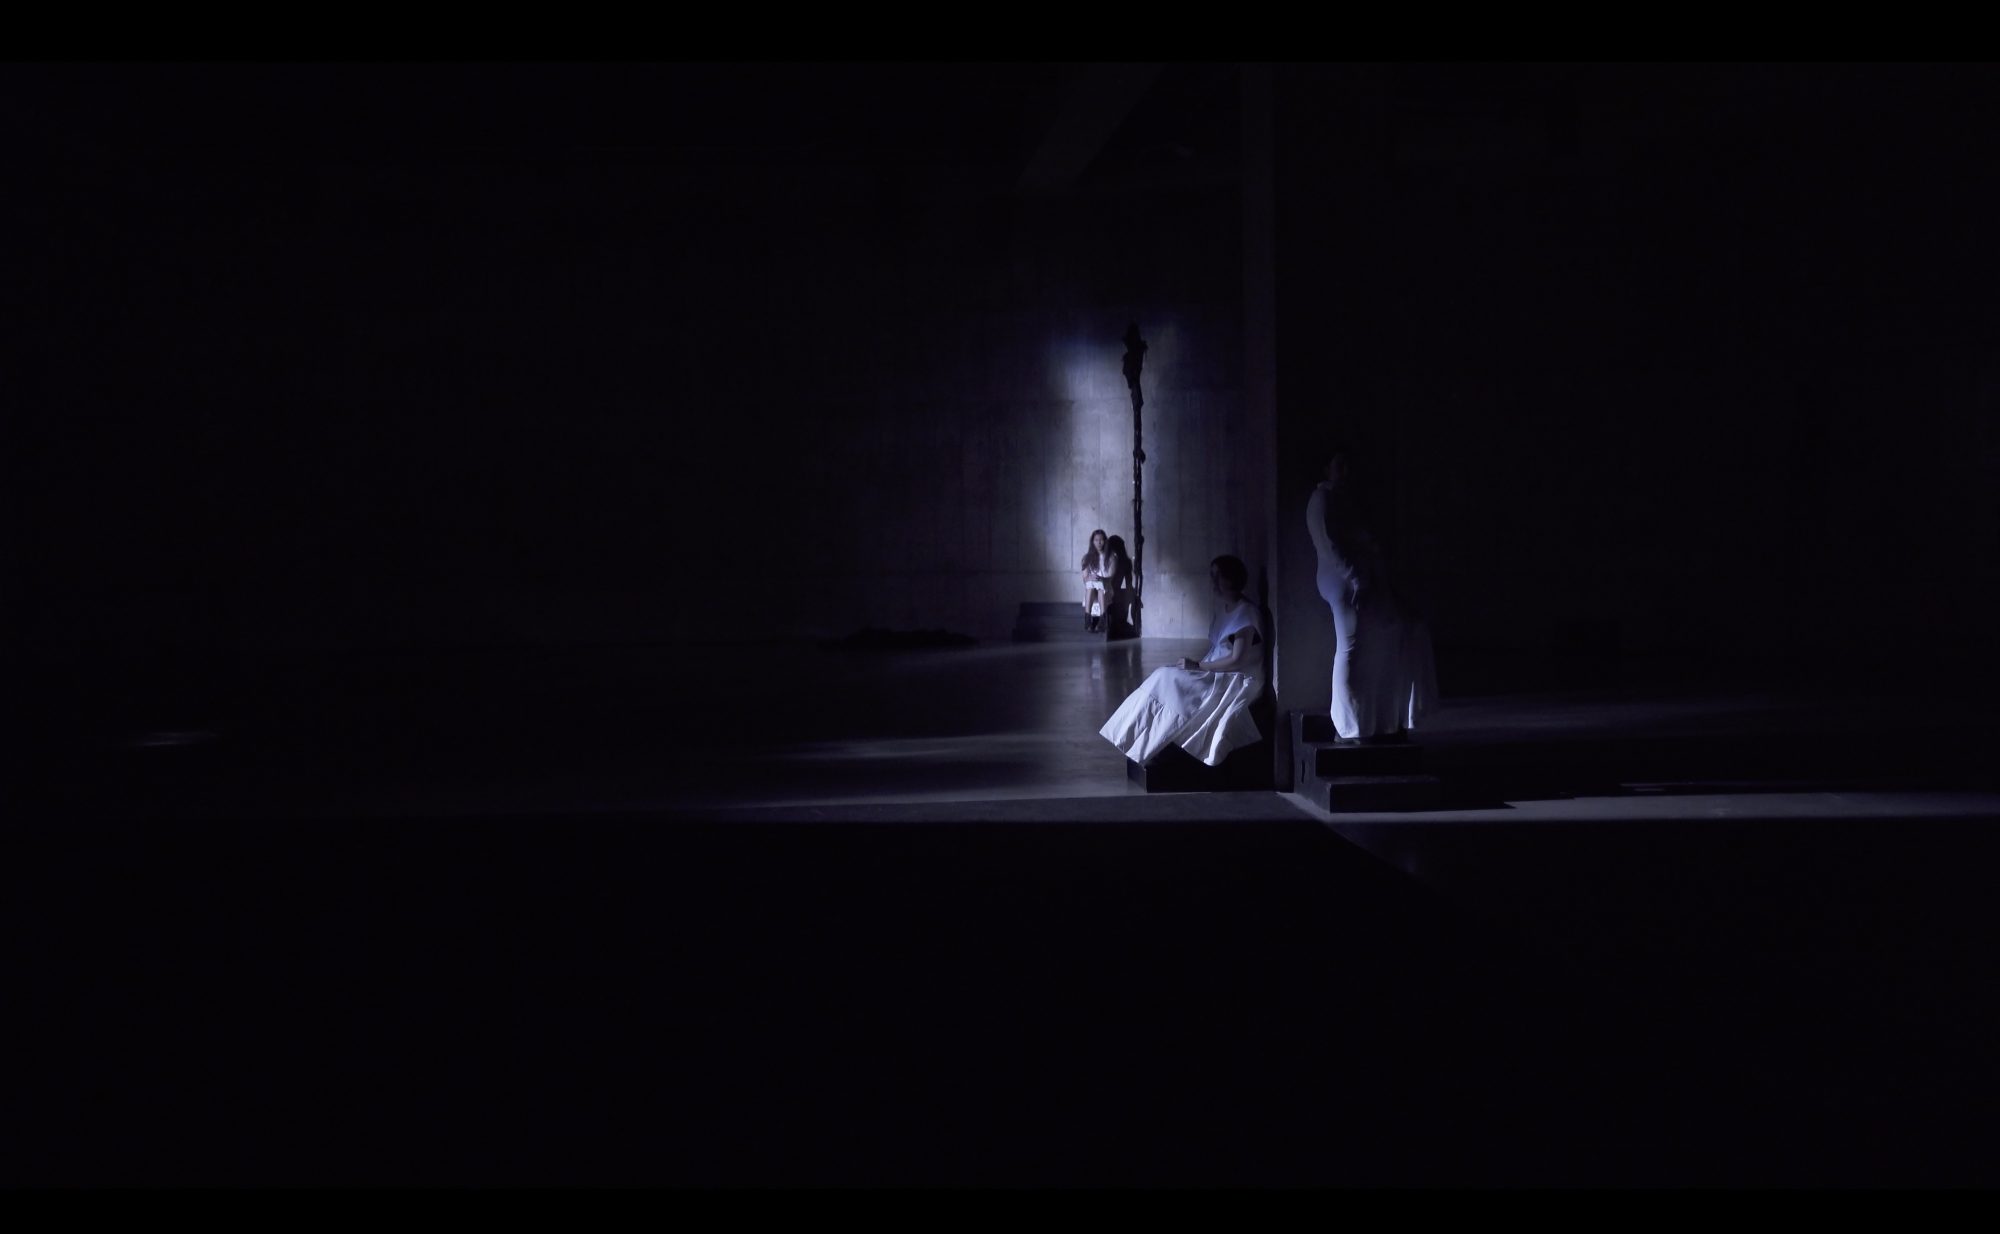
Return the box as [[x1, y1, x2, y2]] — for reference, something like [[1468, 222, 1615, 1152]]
[[1293, 712, 1417, 747], [1309, 773, 1445, 813], [1012, 601, 1104, 643], [1290, 710, 1439, 811], [1128, 740, 1273, 793], [1298, 741, 1426, 782]]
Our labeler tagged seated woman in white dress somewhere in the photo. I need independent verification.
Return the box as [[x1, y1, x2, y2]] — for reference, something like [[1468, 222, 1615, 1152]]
[[1308, 449, 1438, 741], [1100, 555, 1268, 767], [1080, 529, 1113, 632]]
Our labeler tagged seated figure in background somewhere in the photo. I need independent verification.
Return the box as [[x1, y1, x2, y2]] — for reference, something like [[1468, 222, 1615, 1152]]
[[1101, 534, 1133, 633], [1080, 528, 1113, 632]]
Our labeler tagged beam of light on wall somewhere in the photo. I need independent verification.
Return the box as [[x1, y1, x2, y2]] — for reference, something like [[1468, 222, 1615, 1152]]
[[1048, 319, 1193, 633]]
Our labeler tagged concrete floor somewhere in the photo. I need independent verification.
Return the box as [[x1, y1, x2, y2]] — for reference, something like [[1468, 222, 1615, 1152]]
[[30, 636, 1995, 819], [7, 638, 2000, 1184]]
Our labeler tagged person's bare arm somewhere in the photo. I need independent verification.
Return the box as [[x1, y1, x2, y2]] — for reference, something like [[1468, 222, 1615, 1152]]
[[1180, 628, 1261, 673]]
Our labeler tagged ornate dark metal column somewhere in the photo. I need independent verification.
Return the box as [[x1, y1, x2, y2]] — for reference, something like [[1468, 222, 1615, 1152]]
[[1122, 322, 1148, 634]]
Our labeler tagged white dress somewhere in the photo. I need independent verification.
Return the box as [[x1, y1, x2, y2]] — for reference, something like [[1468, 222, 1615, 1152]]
[[1099, 599, 1268, 766], [1308, 484, 1439, 740], [1082, 556, 1110, 614]]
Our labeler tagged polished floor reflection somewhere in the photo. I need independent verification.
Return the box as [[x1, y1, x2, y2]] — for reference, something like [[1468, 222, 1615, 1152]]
[[29, 637, 1994, 820], [8, 638, 1999, 1184]]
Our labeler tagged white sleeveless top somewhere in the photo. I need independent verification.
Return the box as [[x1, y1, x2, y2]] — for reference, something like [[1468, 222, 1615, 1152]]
[[1205, 599, 1266, 677]]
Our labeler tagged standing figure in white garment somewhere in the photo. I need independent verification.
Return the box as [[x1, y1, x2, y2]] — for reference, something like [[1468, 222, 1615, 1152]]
[[1307, 450, 1438, 741], [1100, 555, 1268, 767]]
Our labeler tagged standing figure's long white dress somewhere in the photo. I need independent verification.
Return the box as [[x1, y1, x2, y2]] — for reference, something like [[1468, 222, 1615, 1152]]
[[1308, 484, 1439, 740], [1099, 599, 1268, 766]]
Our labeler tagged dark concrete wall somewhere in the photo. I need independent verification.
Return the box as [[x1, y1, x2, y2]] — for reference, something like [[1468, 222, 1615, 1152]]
[[1271, 64, 2000, 705], [20, 62, 1990, 720], [11, 65, 1255, 673]]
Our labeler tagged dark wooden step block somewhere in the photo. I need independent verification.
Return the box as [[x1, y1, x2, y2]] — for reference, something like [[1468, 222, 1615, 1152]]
[[1021, 601, 1085, 618], [1013, 601, 1113, 643], [1012, 626, 1106, 643], [1293, 712, 1340, 745], [1298, 741, 1426, 782], [1127, 741, 1273, 793], [1309, 774, 1444, 813], [1291, 711, 1418, 748]]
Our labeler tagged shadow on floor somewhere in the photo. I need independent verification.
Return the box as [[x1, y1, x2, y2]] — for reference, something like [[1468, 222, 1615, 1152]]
[[4, 806, 1997, 1185]]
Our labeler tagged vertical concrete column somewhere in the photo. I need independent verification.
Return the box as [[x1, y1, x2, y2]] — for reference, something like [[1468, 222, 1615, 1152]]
[[1241, 63, 1284, 785]]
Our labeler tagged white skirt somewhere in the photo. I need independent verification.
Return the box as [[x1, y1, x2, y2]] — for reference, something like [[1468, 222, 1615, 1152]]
[[1330, 606, 1439, 741], [1100, 665, 1266, 767]]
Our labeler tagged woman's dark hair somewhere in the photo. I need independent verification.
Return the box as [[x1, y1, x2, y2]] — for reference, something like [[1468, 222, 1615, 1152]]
[[1209, 554, 1249, 593], [1104, 535, 1131, 583], [1081, 528, 1108, 572]]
